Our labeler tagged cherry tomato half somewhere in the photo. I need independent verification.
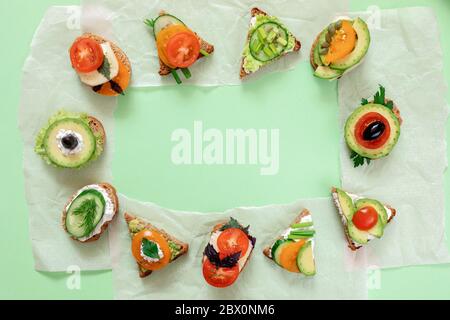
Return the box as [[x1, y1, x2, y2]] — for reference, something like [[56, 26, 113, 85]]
[[217, 228, 249, 258], [131, 230, 171, 271], [354, 112, 391, 150], [70, 38, 104, 73], [202, 258, 240, 288], [166, 31, 200, 68], [352, 206, 379, 231]]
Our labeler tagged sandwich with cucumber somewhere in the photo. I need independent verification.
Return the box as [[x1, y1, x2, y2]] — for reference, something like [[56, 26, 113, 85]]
[[125, 213, 189, 278], [331, 187, 396, 251], [202, 217, 256, 288], [310, 17, 370, 80], [145, 11, 214, 84], [240, 7, 301, 79], [263, 210, 316, 276], [69, 33, 131, 96], [62, 183, 119, 242]]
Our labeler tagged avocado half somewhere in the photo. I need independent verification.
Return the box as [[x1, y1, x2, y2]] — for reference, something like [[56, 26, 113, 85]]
[[345, 103, 401, 159]]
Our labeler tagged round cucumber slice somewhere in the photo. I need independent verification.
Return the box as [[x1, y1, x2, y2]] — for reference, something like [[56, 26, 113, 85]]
[[65, 190, 105, 239], [153, 14, 185, 38], [249, 22, 288, 62], [272, 239, 293, 266]]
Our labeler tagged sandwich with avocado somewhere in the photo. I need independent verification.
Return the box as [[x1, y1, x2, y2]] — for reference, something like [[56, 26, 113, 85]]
[[125, 213, 189, 278], [240, 7, 301, 79], [35, 110, 105, 169], [62, 183, 119, 242], [145, 11, 214, 84], [202, 217, 256, 288], [69, 33, 131, 96], [345, 85, 402, 167], [332, 187, 396, 251], [263, 209, 316, 276], [310, 17, 370, 80]]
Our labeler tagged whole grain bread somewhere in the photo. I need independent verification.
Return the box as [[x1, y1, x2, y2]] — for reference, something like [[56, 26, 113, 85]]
[[87, 116, 106, 147], [331, 187, 396, 251], [240, 7, 301, 79], [124, 212, 189, 278], [62, 183, 119, 243], [262, 209, 311, 259]]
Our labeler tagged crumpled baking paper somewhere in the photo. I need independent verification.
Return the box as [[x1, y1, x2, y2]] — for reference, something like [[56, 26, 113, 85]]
[[19, 6, 117, 272], [80, 0, 349, 86], [338, 7, 450, 269], [111, 194, 368, 300]]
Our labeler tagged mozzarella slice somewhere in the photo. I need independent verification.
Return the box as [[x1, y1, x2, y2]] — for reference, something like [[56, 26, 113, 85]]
[[78, 42, 119, 87]]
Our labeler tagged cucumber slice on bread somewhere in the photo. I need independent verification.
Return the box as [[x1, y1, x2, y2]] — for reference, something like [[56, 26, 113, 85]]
[[151, 14, 185, 38]]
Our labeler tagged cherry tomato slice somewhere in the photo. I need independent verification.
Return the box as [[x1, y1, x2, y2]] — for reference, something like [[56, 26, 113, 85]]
[[70, 38, 104, 73], [352, 206, 379, 230], [202, 258, 240, 288], [354, 112, 391, 150], [217, 228, 249, 258], [131, 230, 171, 271], [166, 31, 200, 68], [156, 25, 190, 68]]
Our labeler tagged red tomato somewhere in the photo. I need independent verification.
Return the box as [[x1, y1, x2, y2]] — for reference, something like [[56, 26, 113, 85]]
[[166, 31, 200, 68], [217, 228, 249, 258], [352, 206, 379, 230], [202, 259, 239, 288], [354, 112, 391, 150], [70, 38, 104, 73]]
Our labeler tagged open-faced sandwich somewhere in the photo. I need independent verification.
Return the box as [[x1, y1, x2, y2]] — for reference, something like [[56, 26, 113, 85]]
[[62, 183, 118, 242], [145, 12, 214, 84], [125, 213, 189, 278], [263, 209, 316, 276], [69, 33, 131, 96], [332, 187, 396, 251], [35, 110, 105, 169], [240, 7, 301, 79], [202, 217, 256, 288], [310, 17, 370, 80], [345, 85, 402, 167]]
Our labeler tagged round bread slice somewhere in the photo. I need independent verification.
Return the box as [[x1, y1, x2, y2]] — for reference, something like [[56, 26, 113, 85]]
[[72, 33, 132, 96], [62, 183, 119, 243]]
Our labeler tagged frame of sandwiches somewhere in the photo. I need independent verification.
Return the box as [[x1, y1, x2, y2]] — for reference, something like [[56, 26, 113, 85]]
[[33, 6, 406, 289]]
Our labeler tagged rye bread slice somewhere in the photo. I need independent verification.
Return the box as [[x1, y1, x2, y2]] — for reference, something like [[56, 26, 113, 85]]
[[262, 209, 311, 259], [62, 183, 119, 243], [156, 11, 215, 76], [331, 187, 396, 251], [87, 116, 106, 148], [240, 7, 301, 79], [124, 212, 189, 278]]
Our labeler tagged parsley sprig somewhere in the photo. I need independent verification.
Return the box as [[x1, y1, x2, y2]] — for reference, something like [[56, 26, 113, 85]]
[[73, 199, 98, 235], [350, 150, 371, 168]]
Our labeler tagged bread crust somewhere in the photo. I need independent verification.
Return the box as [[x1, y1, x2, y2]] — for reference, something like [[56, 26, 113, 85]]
[[124, 212, 189, 278], [240, 7, 301, 79], [87, 116, 106, 147], [62, 183, 119, 243]]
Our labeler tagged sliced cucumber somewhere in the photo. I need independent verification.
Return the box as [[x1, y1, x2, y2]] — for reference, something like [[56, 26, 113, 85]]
[[296, 241, 316, 276], [152, 14, 185, 38], [65, 190, 105, 238], [250, 22, 288, 62], [273, 240, 293, 266]]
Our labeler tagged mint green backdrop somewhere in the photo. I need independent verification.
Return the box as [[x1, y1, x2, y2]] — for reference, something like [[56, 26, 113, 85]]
[[1, 0, 449, 299]]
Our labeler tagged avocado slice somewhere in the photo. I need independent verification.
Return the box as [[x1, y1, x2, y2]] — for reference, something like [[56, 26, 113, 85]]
[[366, 214, 384, 238], [43, 118, 96, 168], [347, 221, 369, 244], [314, 66, 344, 80], [345, 103, 400, 159], [335, 188, 355, 221], [329, 18, 370, 70], [296, 241, 316, 276], [355, 198, 388, 225]]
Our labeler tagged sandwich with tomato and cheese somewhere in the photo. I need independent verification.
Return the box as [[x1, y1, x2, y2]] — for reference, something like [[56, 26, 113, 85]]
[[202, 217, 256, 288], [69, 33, 131, 96]]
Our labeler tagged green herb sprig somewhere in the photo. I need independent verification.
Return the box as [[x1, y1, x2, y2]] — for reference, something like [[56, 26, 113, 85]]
[[350, 150, 371, 168], [142, 238, 160, 259], [73, 199, 98, 235], [97, 57, 111, 80]]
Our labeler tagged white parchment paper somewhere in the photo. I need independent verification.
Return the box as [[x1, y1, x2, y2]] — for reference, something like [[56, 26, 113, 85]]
[[111, 195, 368, 300], [19, 6, 117, 272], [81, 0, 349, 86], [338, 7, 450, 269]]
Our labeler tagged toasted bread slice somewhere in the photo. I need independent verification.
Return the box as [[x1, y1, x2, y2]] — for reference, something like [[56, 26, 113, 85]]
[[124, 212, 189, 278], [62, 183, 119, 243], [156, 11, 214, 76], [87, 116, 106, 147], [72, 33, 132, 96], [240, 7, 301, 79], [331, 187, 396, 251]]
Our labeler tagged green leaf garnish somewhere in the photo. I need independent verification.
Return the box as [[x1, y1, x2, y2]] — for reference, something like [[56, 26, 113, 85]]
[[220, 217, 250, 234], [73, 198, 97, 235], [97, 57, 111, 80], [142, 238, 160, 259], [361, 98, 369, 105], [364, 85, 393, 110], [144, 19, 156, 29], [350, 150, 371, 168]]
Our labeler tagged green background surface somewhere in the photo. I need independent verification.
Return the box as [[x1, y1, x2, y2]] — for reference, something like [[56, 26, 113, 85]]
[[1, 0, 449, 299]]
